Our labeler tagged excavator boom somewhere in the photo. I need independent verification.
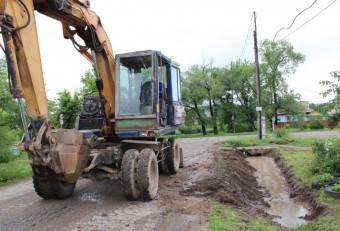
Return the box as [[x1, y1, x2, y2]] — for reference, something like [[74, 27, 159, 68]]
[[0, 0, 116, 182], [1, 0, 115, 135]]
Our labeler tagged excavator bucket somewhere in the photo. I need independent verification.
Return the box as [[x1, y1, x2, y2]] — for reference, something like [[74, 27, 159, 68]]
[[50, 130, 90, 183]]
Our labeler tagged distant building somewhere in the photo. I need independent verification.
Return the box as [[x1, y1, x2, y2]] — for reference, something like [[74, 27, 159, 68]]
[[277, 101, 330, 128]]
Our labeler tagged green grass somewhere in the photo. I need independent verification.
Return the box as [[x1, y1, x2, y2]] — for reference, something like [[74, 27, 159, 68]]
[[209, 201, 281, 231], [280, 150, 316, 185], [0, 152, 32, 186], [218, 136, 329, 148]]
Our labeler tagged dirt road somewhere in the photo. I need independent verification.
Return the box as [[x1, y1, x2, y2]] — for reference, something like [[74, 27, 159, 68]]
[[0, 131, 339, 231]]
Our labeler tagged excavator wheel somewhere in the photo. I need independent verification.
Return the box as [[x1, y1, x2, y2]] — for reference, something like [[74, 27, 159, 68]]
[[33, 176, 54, 199], [137, 149, 159, 201], [33, 177, 76, 199], [121, 149, 140, 200], [50, 180, 76, 199], [165, 138, 180, 174]]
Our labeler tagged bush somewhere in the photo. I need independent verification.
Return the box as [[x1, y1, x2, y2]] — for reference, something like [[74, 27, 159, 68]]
[[298, 122, 308, 131], [328, 113, 340, 129], [310, 119, 324, 130], [316, 173, 333, 183], [274, 127, 289, 139], [284, 124, 291, 129], [0, 151, 16, 163], [178, 124, 202, 134], [333, 183, 340, 191], [313, 139, 340, 173], [235, 122, 253, 133]]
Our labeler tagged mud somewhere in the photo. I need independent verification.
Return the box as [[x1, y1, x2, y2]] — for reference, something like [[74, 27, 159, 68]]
[[181, 150, 270, 218]]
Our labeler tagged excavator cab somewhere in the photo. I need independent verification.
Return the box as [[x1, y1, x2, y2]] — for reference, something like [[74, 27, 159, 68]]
[[114, 50, 185, 139], [77, 50, 185, 139]]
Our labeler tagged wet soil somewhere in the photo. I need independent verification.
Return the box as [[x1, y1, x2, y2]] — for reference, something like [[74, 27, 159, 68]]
[[0, 131, 338, 230], [180, 150, 270, 217]]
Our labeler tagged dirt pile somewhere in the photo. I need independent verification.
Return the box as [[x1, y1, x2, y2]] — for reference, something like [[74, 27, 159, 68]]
[[181, 150, 269, 215]]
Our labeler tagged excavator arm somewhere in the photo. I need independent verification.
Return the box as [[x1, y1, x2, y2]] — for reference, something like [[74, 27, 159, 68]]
[[0, 0, 116, 182]]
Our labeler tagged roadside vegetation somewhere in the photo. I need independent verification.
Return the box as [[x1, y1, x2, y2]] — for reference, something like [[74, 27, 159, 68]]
[[211, 135, 340, 230], [0, 151, 31, 186]]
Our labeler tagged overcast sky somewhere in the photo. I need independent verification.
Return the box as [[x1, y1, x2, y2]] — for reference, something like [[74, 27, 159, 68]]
[[2, 0, 339, 103]]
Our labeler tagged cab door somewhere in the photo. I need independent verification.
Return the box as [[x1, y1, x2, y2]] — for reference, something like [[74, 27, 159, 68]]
[[170, 65, 185, 126]]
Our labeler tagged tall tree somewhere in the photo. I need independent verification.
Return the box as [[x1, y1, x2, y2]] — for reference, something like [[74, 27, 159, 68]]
[[185, 60, 219, 134], [320, 71, 340, 110], [80, 69, 98, 95], [260, 39, 305, 126], [228, 60, 257, 131], [56, 90, 81, 128], [182, 68, 208, 135]]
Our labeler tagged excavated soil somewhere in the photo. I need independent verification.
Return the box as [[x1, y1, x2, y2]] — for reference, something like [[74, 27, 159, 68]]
[[181, 148, 330, 224], [181, 149, 271, 218]]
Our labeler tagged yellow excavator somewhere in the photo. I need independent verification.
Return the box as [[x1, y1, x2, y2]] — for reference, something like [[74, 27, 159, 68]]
[[0, 0, 185, 201]]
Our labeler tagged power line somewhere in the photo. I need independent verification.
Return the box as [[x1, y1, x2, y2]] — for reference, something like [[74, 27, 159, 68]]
[[284, 0, 337, 39], [273, 0, 317, 41], [239, 13, 254, 60]]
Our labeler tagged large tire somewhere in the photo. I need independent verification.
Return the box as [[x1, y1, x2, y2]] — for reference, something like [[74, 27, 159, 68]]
[[121, 149, 140, 201], [137, 149, 159, 201], [50, 180, 76, 199], [165, 138, 180, 174], [33, 176, 54, 199]]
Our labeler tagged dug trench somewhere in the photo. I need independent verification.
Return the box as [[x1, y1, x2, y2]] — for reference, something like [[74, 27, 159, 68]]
[[180, 148, 330, 228]]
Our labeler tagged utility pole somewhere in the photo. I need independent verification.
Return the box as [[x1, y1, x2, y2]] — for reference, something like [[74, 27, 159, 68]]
[[253, 11, 262, 139]]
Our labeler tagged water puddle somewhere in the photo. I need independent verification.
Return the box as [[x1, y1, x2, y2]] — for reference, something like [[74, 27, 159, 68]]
[[247, 156, 308, 228]]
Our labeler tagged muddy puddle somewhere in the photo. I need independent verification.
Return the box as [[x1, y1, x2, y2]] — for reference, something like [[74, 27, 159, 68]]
[[247, 156, 308, 228]]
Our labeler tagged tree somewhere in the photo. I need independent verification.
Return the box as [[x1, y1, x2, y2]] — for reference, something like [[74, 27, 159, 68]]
[[0, 58, 22, 149], [48, 99, 59, 127], [228, 60, 257, 131], [80, 69, 98, 95], [182, 68, 208, 135], [184, 59, 220, 134], [260, 39, 305, 127], [56, 90, 81, 128], [320, 71, 340, 110]]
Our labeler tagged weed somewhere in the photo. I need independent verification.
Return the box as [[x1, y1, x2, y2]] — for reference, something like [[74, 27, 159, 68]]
[[332, 183, 340, 192], [309, 120, 325, 130], [316, 173, 333, 183], [274, 127, 290, 139], [0, 151, 16, 163], [312, 139, 340, 173]]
